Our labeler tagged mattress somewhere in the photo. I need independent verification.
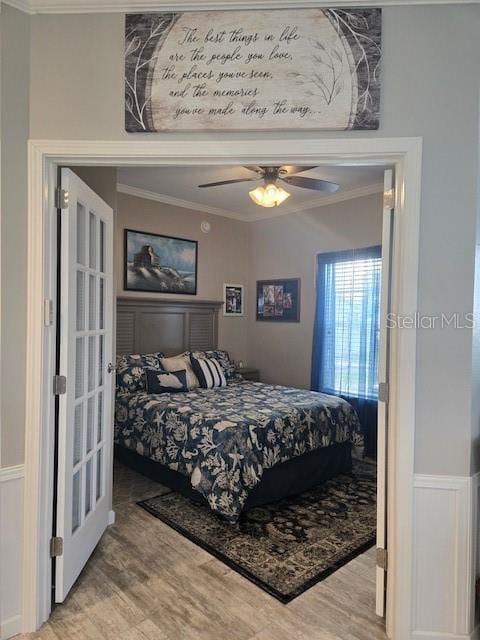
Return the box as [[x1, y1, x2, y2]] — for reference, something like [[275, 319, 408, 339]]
[[115, 380, 363, 521]]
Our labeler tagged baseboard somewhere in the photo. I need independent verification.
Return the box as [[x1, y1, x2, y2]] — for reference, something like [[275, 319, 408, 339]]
[[0, 465, 25, 640], [108, 509, 115, 525], [412, 473, 478, 639], [471, 625, 480, 640], [412, 627, 479, 640], [0, 615, 22, 640]]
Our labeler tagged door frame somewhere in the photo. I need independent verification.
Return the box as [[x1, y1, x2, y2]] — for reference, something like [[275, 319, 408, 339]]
[[23, 136, 422, 639]]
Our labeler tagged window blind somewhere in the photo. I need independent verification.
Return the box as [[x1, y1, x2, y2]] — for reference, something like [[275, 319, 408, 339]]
[[311, 246, 381, 400]]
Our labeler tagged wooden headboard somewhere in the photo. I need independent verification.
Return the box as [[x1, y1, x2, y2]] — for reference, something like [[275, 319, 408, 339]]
[[116, 297, 222, 356]]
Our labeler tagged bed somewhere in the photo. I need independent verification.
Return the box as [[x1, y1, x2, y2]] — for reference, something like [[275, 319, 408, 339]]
[[114, 297, 363, 522]]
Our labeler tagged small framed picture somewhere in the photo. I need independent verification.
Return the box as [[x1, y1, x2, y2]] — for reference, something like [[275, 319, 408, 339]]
[[256, 279, 300, 322], [223, 284, 244, 317]]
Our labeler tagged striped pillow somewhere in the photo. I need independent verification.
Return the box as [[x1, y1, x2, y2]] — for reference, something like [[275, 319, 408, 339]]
[[190, 356, 227, 389]]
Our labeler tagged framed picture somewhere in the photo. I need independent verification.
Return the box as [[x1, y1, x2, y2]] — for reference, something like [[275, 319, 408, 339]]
[[223, 284, 244, 317], [256, 279, 300, 322], [124, 229, 198, 294]]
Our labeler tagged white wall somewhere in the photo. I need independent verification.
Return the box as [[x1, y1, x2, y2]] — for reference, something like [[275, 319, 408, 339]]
[[247, 193, 383, 389]]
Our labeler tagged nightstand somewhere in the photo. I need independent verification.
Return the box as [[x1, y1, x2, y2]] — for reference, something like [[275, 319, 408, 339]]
[[235, 367, 260, 382]]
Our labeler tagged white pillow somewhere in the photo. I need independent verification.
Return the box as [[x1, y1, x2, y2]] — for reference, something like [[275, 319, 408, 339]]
[[160, 354, 199, 390]]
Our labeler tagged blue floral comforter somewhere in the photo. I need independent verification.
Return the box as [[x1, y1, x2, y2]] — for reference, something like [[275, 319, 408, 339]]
[[115, 381, 363, 521]]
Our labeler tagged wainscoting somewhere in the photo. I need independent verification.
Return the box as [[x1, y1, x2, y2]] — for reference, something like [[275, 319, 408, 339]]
[[0, 465, 24, 640], [1, 463, 479, 639], [412, 473, 479, 640]]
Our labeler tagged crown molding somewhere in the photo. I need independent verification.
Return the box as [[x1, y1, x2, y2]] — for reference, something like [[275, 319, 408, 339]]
[[3, 0, 32, 12], [117, 181, 384, 222], [117, 183, 243, 219], [4, 0, 479, 14]]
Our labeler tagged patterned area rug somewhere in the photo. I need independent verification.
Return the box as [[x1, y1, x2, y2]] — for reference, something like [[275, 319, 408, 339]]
[[138, 460, 376, 603]]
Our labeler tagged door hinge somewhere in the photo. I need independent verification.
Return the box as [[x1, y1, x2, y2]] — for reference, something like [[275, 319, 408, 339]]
[[50, 536, 64, 558], [55, 188, 69, 210], [376, 547, 388, 571], [53, 375, 67, 395], [378, 382, 389, 403], [383, 187, 395, 210], [44, 299, 54, 327]]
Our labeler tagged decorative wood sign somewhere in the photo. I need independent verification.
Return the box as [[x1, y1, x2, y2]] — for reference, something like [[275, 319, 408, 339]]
[[125, 9, 381, 132]]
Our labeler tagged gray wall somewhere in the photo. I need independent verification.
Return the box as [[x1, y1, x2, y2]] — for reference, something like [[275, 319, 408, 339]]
[[71, 167, 118, 212], [116, 192, 249, 362], [1, 6, 478, 477], [247, 194, 383, 389], [1, 5, 30, 467]]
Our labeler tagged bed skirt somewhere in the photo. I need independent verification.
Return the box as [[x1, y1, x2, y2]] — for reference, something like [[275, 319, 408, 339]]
[[115, 442, 352, 511]]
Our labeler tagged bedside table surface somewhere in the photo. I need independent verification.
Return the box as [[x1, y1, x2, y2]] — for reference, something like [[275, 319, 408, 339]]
[[235, 367, 260, 382]]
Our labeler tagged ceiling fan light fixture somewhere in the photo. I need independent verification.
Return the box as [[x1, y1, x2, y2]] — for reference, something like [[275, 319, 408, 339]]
[[249, 184, 291, 208]]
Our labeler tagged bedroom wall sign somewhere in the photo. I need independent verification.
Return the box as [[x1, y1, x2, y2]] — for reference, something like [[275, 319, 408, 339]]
[[125, 9, 381, 132], [223, 284, 244, 316], [256, 279, 300, 322], [124, 229, 198, 294]]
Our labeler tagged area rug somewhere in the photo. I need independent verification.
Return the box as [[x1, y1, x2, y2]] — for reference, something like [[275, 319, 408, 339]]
[[138, 460, 376, 603]]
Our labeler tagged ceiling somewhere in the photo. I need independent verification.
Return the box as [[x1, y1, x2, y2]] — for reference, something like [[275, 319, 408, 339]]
[[117, 165, 386, 222]]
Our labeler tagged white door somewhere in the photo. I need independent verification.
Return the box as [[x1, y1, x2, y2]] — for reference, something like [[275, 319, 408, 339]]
[[54, 168, 114, 602], [376, 169, 394, 618]]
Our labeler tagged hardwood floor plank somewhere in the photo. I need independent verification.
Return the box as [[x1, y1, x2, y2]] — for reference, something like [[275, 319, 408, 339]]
[[21, 463, 386, 640], [116, 619, 170, 640]]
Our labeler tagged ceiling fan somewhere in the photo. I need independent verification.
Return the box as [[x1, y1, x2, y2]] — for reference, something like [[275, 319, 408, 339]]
[[198, 166, 340, 208]]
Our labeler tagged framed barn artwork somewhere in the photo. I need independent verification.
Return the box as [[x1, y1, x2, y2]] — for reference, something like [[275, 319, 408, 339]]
[[124, 229, 198, 295], [125, 9, 381, 132]]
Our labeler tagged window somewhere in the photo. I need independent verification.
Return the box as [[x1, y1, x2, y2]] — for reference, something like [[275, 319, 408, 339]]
[[311, 246, 381, 400]]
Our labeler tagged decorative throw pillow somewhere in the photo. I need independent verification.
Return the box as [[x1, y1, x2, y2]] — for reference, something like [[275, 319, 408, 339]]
[[160, 354, 199, 390], [145, 368, 188, 394], [116, 352, 165, 393], [191, 349, 238, 381], [191, 356, 227, 389]]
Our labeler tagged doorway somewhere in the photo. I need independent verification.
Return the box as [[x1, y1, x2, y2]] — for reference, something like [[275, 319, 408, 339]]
[[22, 140, 419, 640]]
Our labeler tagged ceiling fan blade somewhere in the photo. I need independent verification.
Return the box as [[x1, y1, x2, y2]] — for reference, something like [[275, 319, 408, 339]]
[[198, 177, 260, 188], [281, 175, 340, 193], [242, 166, 264, 174], [280, 165, 318, 175]]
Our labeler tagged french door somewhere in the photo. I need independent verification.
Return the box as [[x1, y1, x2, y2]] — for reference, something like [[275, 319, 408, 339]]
[[54, 169, 114, 602], [376, 168, 394, 618]]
